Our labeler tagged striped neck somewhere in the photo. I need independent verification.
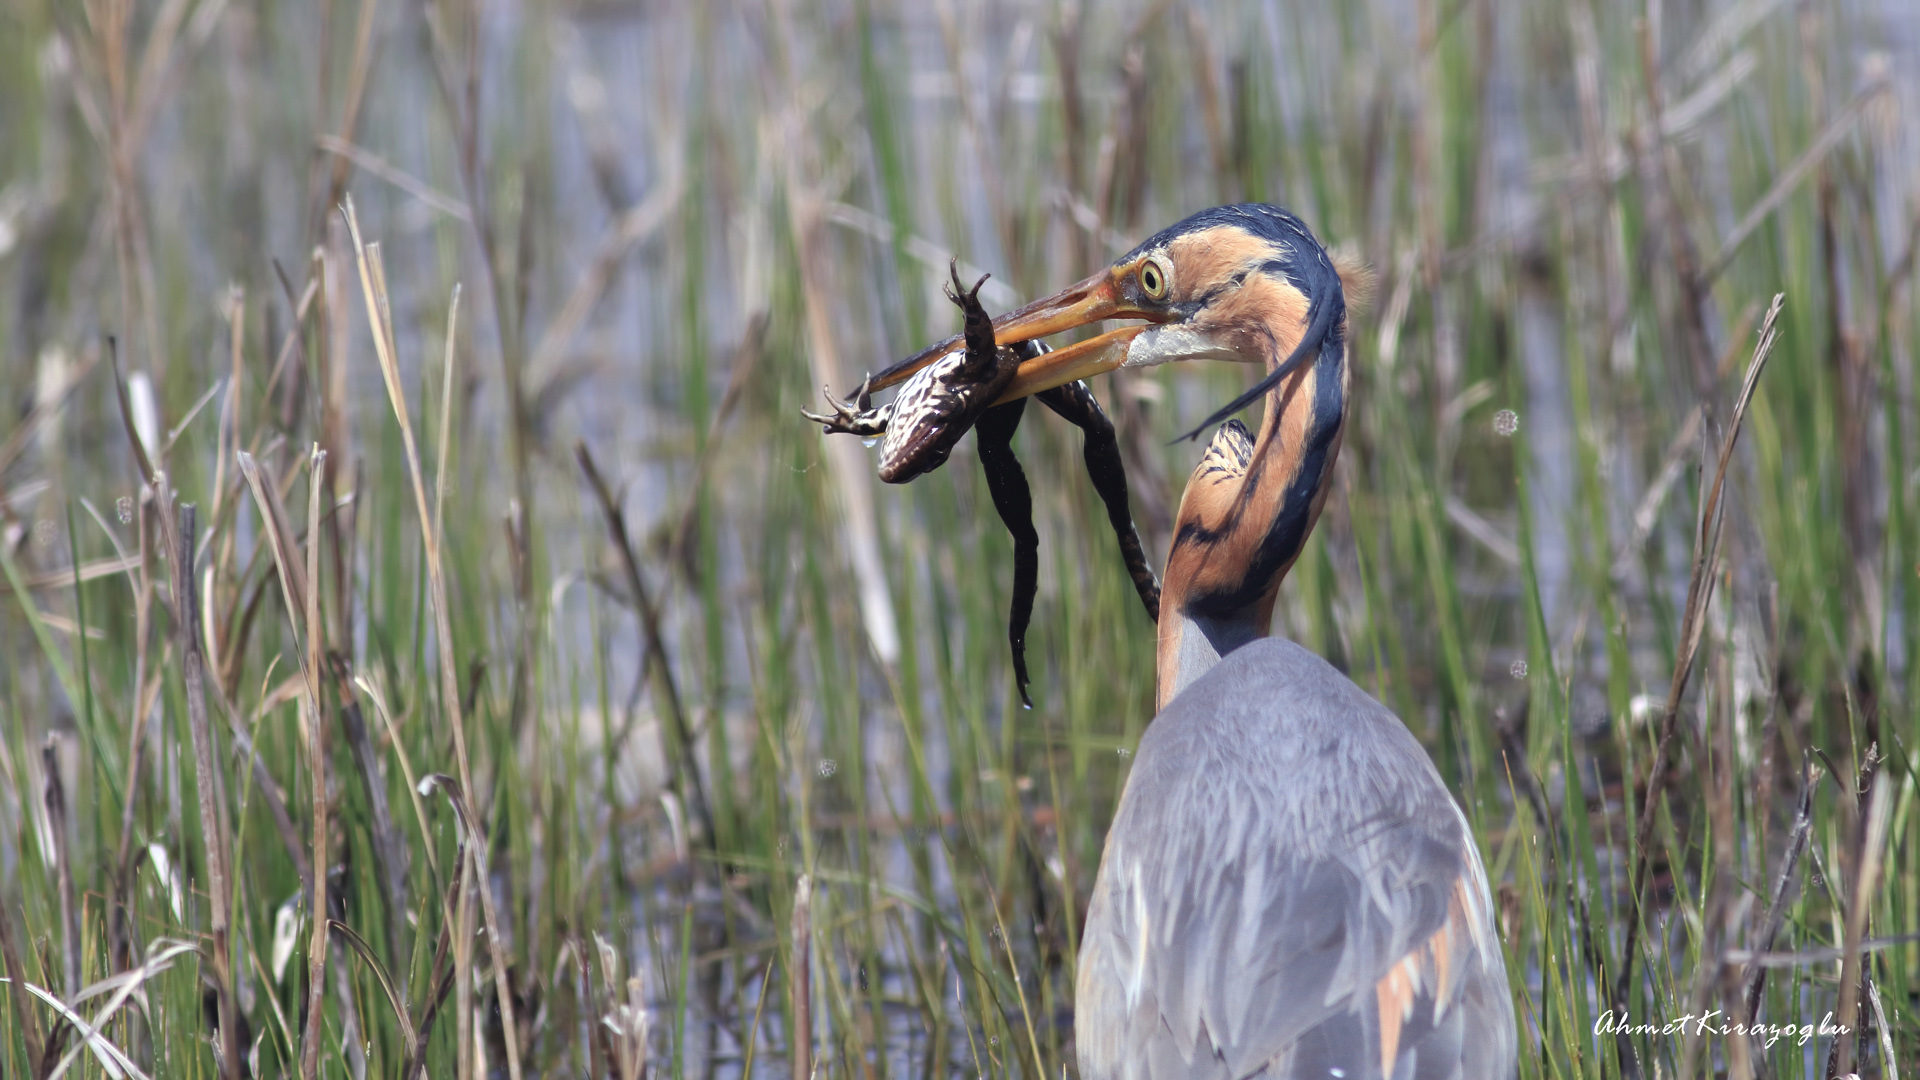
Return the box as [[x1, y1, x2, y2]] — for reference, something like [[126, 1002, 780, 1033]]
[[1154, 319, 1347, 710]]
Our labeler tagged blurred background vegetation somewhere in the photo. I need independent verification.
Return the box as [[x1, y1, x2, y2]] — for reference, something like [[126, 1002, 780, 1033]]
[[0, 0, 1916, 1077]]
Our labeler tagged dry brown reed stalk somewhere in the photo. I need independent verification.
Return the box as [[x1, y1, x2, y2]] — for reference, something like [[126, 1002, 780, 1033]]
[[1609, 302, 1762, 581], [338, 202, 470, 1079], [751, 1, 899, 678], [574, 441, 714, 850], [783, 185, 900, 666], [606, 971, 650, 1080], [154, 492, 242, 1080], [343, 199, 526, 1080], [302, 448, 329, 1080], [237, 446, 329, 1080], [1615, 293, 1783, 1007], [789, 874, 812, 1080], [276, 244, 407, 953]]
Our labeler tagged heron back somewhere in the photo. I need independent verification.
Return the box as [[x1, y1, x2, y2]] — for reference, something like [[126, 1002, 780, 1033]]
[[1076, 638, 1516, 1080]]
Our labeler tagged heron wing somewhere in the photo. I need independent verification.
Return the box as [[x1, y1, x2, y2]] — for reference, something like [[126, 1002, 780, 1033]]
[[1076, 639, 1515, 1080]]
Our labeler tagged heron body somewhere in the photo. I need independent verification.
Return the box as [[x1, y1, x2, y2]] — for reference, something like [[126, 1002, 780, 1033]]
[[1077, 635, 1514, 1080], [825, 203, 1516, 1075]]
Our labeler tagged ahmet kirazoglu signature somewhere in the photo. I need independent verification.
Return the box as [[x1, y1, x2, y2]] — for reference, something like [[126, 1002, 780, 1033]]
[[1593, 1008, 1849, 1049]]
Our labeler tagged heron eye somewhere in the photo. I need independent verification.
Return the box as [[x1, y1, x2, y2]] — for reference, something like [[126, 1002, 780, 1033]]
[[1139, 259, 1168, 299]]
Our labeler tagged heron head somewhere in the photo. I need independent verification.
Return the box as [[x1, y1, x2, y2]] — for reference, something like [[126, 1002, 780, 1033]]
[[869, 204, 1356, 435]]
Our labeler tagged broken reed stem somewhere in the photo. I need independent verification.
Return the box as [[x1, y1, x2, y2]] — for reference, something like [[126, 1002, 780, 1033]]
[[1616, 293, 1783, 1006], [789, 874, 812, 1080], [158, 495, 243, 1080], [342, 199, 524, 1080], [575, 441, 716, 851]]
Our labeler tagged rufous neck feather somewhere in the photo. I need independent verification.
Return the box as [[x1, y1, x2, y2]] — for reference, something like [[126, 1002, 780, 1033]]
[[1154, 304, 1348, 710]]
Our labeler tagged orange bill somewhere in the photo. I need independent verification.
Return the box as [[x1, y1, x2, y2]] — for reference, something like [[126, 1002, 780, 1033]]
[[857, 266, 1170, 397]]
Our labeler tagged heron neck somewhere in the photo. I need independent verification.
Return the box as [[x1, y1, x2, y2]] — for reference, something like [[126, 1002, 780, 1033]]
[[1153, 326, 1348, 711], [1158, 607, 1269, 709]]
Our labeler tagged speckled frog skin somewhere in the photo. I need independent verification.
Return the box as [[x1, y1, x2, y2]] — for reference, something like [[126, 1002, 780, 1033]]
[[804, 262, 1017, 483]]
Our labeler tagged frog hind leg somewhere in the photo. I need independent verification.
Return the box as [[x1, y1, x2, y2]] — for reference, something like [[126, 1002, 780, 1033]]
[[1036, 379, 1161, 623], [975, 394, 1037, 709], [943, 259, 997, 377]]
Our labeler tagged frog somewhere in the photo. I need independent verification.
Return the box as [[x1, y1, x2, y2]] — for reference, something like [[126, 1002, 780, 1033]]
[[805, 261, 1160, 707]]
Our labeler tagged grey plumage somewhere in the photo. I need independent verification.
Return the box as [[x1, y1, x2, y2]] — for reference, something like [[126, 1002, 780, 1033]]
[[1077, 638, 1516, 1080]]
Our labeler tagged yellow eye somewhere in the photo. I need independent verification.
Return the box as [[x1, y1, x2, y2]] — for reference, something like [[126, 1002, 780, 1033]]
[[1139, 258, 1169, 299]]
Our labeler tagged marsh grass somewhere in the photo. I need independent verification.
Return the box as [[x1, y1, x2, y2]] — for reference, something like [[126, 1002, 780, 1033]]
[[0, 1, 1916, 1077]]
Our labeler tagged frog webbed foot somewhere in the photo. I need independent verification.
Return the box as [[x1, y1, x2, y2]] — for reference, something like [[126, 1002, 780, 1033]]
[[801, 374, 891, 437], [942, 259, 990, 312]]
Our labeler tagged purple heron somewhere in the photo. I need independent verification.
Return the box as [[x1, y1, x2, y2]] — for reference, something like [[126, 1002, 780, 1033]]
[[814, 203, 1517, 1078]]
